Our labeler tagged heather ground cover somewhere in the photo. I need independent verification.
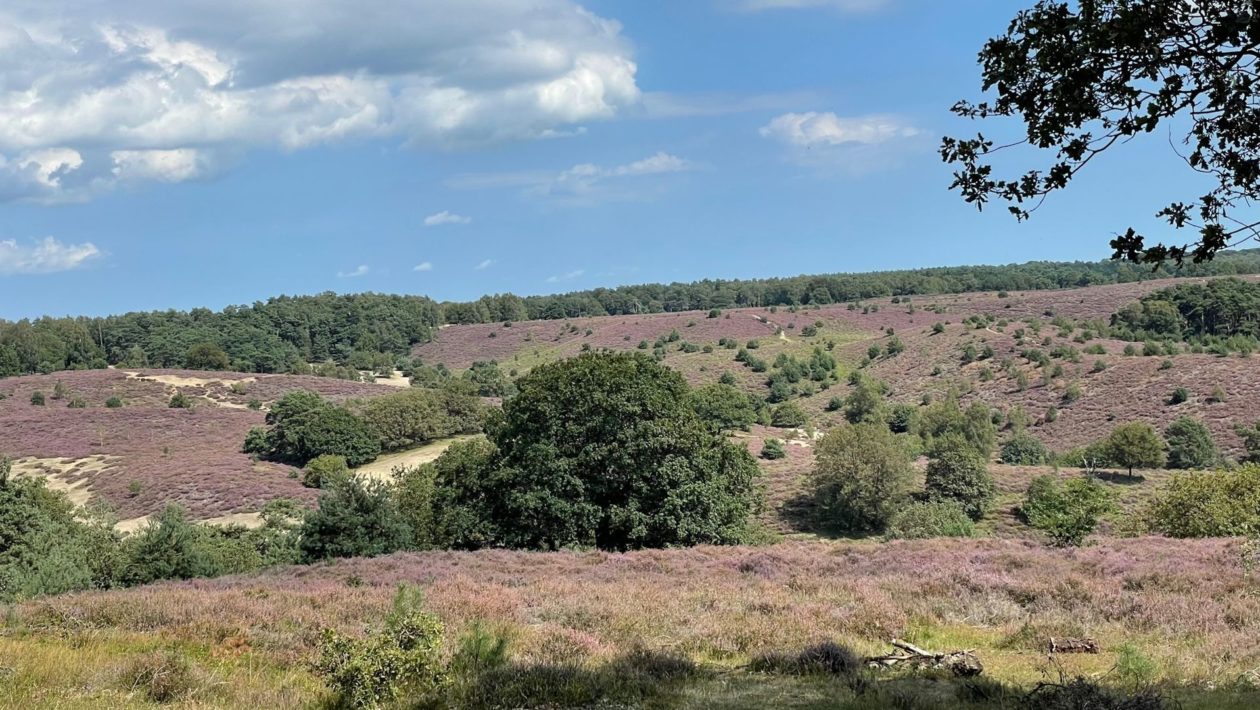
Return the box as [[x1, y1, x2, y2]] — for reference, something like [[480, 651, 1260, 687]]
[[4, 537, 1258, 708]]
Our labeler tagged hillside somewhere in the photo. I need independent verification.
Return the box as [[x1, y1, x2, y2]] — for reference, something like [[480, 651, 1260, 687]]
[[0, 369, 398, 524], [418, 275, 1260, 456]]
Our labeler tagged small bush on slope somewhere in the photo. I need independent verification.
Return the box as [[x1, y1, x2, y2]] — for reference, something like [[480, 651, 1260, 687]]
[[1021, 476, 1112, 546], [811, 423, 914, 533], [1163, 416, 1217, 469], [885, 499, 975, 540], [1001, 432, 1048, 465], [1142, 466, 1260, 537]]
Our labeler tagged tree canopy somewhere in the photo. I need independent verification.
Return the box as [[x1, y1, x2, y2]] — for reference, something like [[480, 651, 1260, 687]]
[[945, 1, 1260, 265]]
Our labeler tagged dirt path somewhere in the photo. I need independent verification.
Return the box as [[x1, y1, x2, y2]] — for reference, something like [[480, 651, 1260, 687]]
[[353, 435, 481, 481]]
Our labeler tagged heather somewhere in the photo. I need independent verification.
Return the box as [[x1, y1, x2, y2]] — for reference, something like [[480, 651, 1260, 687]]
[[8, 538, 1260, 707]]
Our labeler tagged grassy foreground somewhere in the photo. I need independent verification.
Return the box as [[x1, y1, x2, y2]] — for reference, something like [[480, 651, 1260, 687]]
[[2, 537, 1259, 708]]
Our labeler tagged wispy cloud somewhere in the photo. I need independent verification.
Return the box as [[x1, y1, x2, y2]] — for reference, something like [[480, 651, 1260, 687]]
[[760, 111, 922, 171], [546, 268, 585, 283], [413, 261, 434, 272], [474, 259, 494, 270], [337, 265, 370, 278], [449, 151, 697, 204], [423, 211, 471, 227], [0, 236, 101, 275], [761, 112, 918, 147]]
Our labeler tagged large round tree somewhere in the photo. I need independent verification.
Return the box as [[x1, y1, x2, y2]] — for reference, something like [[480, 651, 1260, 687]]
[[434, 352, 762, 551]]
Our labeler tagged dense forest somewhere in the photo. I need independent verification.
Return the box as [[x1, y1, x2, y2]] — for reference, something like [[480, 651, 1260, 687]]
[[4, 250, 1260, 377], [442, 248, 1260, 323], [1111, 277, 1260, 342]]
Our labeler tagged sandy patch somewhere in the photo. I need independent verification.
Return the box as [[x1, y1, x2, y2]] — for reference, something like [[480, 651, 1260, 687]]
[[372, 370, 411, 388], [354, 435, 480, 482], [9, 455, 119, 507], [124, 371, 257, 388], [115, 515, 152, 534]]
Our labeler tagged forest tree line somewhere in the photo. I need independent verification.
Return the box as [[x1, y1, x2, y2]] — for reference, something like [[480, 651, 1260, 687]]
[[4, 250, 1260, 377]]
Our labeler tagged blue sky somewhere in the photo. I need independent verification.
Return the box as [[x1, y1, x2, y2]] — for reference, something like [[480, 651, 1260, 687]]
[[0, 0, 1211, 319]]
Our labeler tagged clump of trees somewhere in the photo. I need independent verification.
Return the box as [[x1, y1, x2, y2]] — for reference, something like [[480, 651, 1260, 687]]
[[244, 391, 381, 467], [415, 352, 763, 551]]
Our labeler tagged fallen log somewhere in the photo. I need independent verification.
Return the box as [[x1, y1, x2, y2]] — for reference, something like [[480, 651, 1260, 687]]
[[1047, 637, 1100, 654], [864, 639, 983, 677]]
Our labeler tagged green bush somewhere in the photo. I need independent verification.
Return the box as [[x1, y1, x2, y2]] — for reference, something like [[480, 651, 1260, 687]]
[[1168, 387, 1190, 405], [1142, 466, 1260, 537], [244, 390, 380, 467], [30, 391, 44, 406], [770, 402, 808, 428], [924, 437, 996, 520], [1164, 416, 1216, 469], [105, 396, 123, 408], [429, 352, 762, 551], [1021, 476, 1112, 546], [761, 438, 787, 460], [1000, 432, 1048, 465], [689, 384, 758, 432], [811, 423, 914, 533], [884, 500, 975, 540], [350, 385, 483, 452], [299, 477, 411, 562], [185, 342, 231, 370], [311, 585, 448, 708], [168, 392, 193, 409], [302, 454, 350, 489]]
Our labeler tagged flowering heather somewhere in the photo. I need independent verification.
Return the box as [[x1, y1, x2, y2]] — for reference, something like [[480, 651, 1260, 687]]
[[0, 369, 397, 518], [20, 537, 1259, 686]]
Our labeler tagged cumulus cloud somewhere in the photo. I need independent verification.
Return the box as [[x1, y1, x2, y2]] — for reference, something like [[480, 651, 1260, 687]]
[[475, 259, 494, 270], [0, 237, 101, 275], [413, 261, 433, 272], [760, 112, 918, 147], [0, 0, 642, 201], [450, 151, 695, 203], [424, 211, 471, 227], [337, 265, 369, 278], [546, 268, 584, 283]]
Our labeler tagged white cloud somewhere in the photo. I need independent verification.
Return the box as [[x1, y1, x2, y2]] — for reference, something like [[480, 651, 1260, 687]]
[[726, 0, 890, 11], [0, 237, 101, 275], [413, 261, 433, 272], [546, 268, 584, 283], [337, 265, 369, 278], [0, 0, 642, 201], [450, 151, 695, 203], [423, 211, 471, 227], [475, 259, 494, 270], [760, 112, 918, 147]]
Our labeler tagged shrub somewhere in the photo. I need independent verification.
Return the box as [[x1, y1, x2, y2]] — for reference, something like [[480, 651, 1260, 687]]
[[1168, 387, 1190, 405], [118, 651, 200, 704], [30, 391, 44, 406], [925, 437, 996, 520], [302, 454, 350, 489], [760, 438, 787, 460], [751, 641, 863, 678], [1163, 416, 1216, 469], [122, 505, 256, 585], [811, 423, 914, 533], [886, 403, 918, 434], [843, 375, 886, 425], [311, 585, 447, 708], [770, 402, 808, 428], [918, 399, 996, 458], [885, 500, 975, 540], [351, 386, 483, 452], [105, 396, 123, 408], [1000, 432, 1048, 466], [168, 392, 193, 409], [185, 342, 231, 370], [300, 477, 411, 562], [825, 396, 844, 412], [1021, 476, 1112, 546], [430, 352, 761, 550], [689, 384, 758, 432], [66, 396, 87, 409], [245, 390, 381, 467], [1142, 466, 1260, 537], [1104, 422, 1166, 476]]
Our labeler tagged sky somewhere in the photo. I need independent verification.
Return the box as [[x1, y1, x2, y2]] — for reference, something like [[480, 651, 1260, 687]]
[[0, 0, 1215, 319]]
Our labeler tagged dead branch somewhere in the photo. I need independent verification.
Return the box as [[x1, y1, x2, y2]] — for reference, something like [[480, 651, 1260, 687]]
[[1048, 637, 1100, 654], [864, 638, 983, 677]]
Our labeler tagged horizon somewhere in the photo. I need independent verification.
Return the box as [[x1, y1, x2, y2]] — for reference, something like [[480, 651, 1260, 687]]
[[0, 1, 1220, 320]]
